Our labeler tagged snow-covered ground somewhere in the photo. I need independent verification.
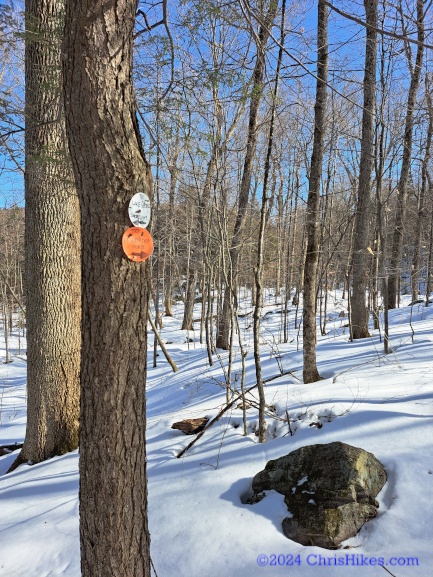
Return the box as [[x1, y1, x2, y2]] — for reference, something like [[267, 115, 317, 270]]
[[0, 291, 432, 576]]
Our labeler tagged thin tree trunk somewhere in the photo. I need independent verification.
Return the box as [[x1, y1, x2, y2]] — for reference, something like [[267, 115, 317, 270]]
[[205, 268, 214, 366], [375, 14, 390, 352], [182, 268, 197, 331], [3, 289, 9, 363], [285, 176, 299, 337], [275, 178, 284, 298], [388, 0, 425, 308], [426, 173, 433, 306], [303, 0, 328, 383], [234, 309, 248, 436], [343, 211, 356, 306], [164, 128, 183, 317], [284, 189, 296, 342], [216, 0, 278, 349], [351, 0, 378, 339], [253, 0, 286, 442], [372, 226, 380, 330], [411, 75, 432, 303]]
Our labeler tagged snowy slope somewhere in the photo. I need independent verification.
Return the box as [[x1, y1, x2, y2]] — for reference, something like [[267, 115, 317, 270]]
[[0, 293, 432, 576]]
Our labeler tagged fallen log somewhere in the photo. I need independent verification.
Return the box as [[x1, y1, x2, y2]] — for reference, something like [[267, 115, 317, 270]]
[[172, 418, 209, 434]]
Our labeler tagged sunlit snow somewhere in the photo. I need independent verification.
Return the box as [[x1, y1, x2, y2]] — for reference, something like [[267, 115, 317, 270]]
[[0, 290, 432, 576]]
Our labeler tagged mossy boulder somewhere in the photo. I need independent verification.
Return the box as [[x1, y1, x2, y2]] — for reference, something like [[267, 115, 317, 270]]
[[248, 442, 386, 549]]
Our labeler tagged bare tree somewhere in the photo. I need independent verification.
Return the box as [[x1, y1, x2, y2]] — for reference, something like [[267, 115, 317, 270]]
[[302, 0, 328, 383], [351, 0, 378, 339], [253, 0, 286, 443], [216, 0, 278, 350], [388, 0, 425, 308], [411, 74, 432, 303]]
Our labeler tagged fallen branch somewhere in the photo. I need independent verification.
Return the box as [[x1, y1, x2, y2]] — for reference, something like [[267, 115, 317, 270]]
[[150, 556, 159, 577], [176, 370, 297, 458], [0, 443, 23, 456], [147, 311, 178, 373], [0, 269, 25, 315], [380, 565, 397, 577]]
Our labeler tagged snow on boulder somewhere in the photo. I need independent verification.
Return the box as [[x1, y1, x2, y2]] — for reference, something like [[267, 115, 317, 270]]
[[247, 441, 386, 549]]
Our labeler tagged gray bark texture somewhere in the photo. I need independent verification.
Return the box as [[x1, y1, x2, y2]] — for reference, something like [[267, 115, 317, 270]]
[[181, 266, 197, 331], [411, 75, 432, 303], [63, 1, 151, 575], [302, 0, 328, 383], [17, 0, 81, 467], [388, 0, 424, 308], [351, 0, 377, 340]]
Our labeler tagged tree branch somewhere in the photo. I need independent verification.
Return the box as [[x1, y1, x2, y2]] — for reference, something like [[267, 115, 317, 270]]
[[176, 370, 297, 458], [325, 1, 433, 50]]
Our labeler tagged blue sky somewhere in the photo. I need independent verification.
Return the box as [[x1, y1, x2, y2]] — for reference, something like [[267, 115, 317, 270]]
[[0, 0, 430, 208]]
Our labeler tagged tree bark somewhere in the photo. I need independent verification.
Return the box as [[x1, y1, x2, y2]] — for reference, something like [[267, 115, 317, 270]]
[[63, 1, 151, 575], [302, 0, 328, 383], [411, 75, 432, 303], [426, 173, 433, 305], [351, 0, 377, 339], [164, 124, 183, 317], [388, 0, 424, 308], [181, 265, 197, 331], [375, 24, 389, 352], [14, 0, 81, 469]]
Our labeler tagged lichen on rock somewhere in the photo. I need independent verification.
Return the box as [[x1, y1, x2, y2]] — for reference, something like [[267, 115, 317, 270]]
[[247, 442, 386, 549]]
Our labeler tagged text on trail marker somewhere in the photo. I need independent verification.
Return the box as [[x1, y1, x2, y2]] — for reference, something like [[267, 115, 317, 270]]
[[128, 192, 151, 228], [122, 227, 154, 262]]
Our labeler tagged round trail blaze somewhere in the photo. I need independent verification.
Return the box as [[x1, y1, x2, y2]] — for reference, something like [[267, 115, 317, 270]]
[[122, 227, 154, 262]]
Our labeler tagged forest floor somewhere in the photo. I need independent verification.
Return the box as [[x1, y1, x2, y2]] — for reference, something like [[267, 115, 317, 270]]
[[0, 290, 432, 576]]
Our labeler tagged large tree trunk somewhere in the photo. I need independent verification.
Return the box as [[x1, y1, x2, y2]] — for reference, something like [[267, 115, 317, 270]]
[[63, 1, 151, 575], [351, 0, 378, 339], [302, 0, 328, 383], [216, 0, 278, 350], [14, 0, 81, 469], [388, 0, 424, 308]]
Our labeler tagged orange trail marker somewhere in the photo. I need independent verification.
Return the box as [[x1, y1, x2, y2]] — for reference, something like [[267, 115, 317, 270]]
[[122, 227, 154, 262]]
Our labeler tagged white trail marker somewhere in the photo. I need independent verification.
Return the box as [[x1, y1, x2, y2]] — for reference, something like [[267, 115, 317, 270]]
[[128, 192, 151, 228]]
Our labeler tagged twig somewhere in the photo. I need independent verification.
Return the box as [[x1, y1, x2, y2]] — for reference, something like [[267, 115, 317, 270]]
[[150, 556, 159, 577], [0, 269, 25, 315], [285, 410, 294, 436], [325, 1, 433, 50], [380, 565, 397, 577], [135, 1, 175, 103], [148, 311, 178, 372], [0, 136, 25, 173], [332, 345, 404, 383]]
